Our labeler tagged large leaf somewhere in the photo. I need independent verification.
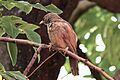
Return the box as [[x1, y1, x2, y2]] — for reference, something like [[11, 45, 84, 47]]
[[25, 29, 41, 43], [45, 4, 63, 14], [7, 43, 18, 66], [1, 16, 19, 38], [0, 16, 39, 37]]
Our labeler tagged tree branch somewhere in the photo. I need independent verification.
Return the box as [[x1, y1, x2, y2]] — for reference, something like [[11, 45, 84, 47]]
[[0, 37, 39, 47], [23, 44, 48, 75], [0, 37, 114, 80]]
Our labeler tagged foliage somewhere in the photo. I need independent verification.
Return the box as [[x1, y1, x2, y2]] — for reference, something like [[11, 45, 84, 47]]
[[0, 1, 63, 14], [0, 63, 27, 80], [75, 6, 120, 77], [0, 0, 63, 80], [0, 0, 62, 66]]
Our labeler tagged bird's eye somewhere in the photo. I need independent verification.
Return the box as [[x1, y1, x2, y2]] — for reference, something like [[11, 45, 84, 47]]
[[47, 18, 50, 23]]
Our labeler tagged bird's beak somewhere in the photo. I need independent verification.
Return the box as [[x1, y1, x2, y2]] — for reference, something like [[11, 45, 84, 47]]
[[39, 20, 44, 25]]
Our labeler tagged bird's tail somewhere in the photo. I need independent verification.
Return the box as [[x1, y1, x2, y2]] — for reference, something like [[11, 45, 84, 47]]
[[69, 56, 79, 76]]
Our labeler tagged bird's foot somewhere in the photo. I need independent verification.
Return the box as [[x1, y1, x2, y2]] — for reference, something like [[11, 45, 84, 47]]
[[48, 43, 53, 51], [63, 47, 69, 55]]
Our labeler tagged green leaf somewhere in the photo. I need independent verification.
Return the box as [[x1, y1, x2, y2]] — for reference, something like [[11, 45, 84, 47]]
[[19, 23, 39, 31], [45, 4, 63, 14], [6, 71, 16, 79], [6, 71, 27, 80], [1, 16, 19, 38], [15, 1, 32, 14], [0, 1, 15, 10], [1, 72, 15, 80], [0, 1, 32, 14], [13, 71, 27, 80], [7, 43, 18, 66], [0, 1, 63, 14], [64, 58, 71, 73], [0, 71, 27, 80], [32, 3, 47, 12], [0, 27, 5, 37], [8, 16, 23, 23], [25, 29, 41, 43], [0, 63, 5, 72]]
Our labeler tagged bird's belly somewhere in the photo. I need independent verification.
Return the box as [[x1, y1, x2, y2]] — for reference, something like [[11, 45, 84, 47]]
[[48, 30, 67, 48]]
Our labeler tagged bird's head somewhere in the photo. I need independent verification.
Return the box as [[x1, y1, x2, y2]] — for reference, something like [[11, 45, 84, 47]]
[[39, 13, 61, 25]]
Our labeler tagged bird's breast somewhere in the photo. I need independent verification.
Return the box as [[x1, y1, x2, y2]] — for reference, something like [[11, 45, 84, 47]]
[[47, 26, 67, 48]]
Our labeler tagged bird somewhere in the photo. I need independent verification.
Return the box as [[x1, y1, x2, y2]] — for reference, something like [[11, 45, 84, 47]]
[[40, 13, 79, 76]]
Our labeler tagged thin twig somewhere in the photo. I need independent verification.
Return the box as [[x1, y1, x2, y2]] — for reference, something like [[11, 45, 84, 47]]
[[0, 37, 114, 80], [27, 51, 57, 78], [23, 45, 45, 75]]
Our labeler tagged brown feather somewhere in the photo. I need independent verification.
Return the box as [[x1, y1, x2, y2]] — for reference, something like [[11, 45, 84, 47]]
[[41, 13, 79, 76]]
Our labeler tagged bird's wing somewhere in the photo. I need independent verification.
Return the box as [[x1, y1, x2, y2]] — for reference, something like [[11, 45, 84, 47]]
[[54, 21, 79, 75], [54, 21, 77, 52]]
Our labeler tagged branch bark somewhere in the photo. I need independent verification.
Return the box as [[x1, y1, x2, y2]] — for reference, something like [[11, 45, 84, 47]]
[[0, 37, 114, 80]]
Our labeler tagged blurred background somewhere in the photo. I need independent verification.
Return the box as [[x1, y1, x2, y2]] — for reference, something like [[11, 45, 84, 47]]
[[57, 6, 120, 80]]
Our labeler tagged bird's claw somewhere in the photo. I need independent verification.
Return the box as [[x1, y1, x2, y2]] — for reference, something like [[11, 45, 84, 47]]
[[63, 47, 69, 55]]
